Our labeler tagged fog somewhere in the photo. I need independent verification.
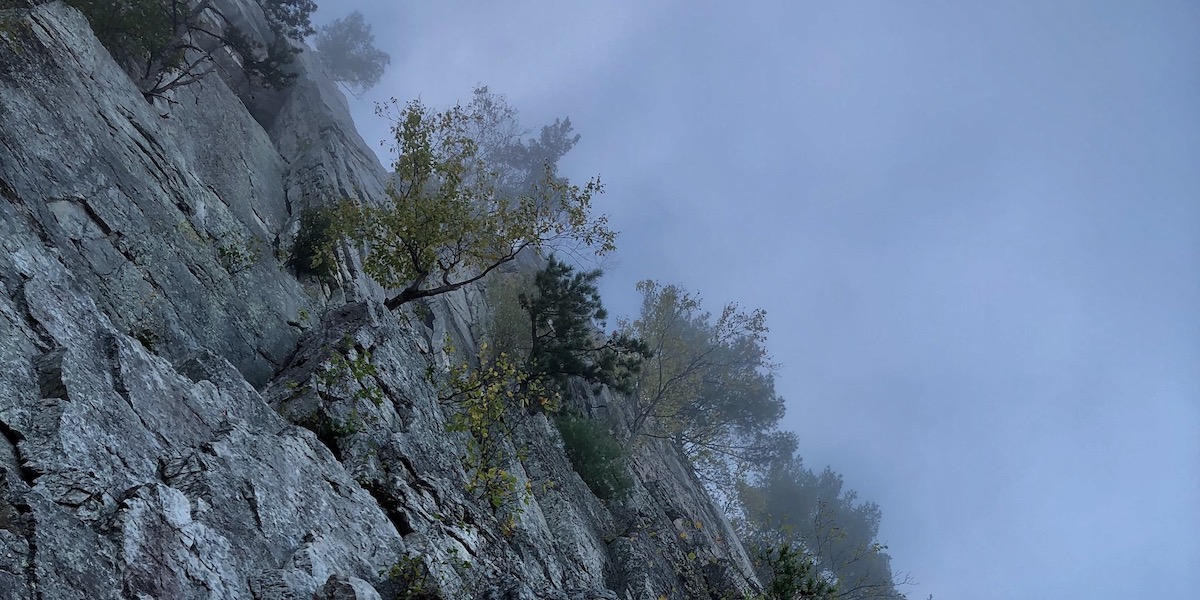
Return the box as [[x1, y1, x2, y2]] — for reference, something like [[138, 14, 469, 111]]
[[312, 1, 1200, 598]]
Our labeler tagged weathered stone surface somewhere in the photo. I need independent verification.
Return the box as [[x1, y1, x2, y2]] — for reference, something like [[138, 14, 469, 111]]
[[314, 575, 383, 600], [0, 1, 381, 386], [262, 44, 392, 211], [263, 297, 759, 599], [0, 254, 406, 598], [0, 2, 765, 599]]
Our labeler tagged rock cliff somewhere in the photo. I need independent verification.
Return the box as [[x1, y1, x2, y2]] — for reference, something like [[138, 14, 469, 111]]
[[0, 2, 760, 598]]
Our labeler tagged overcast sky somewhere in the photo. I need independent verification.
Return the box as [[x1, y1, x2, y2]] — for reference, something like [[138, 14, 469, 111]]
[[314, 2, 1200, 598]]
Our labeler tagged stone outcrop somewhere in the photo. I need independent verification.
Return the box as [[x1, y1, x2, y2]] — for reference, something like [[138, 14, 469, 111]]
[[0, 2, 762, 598]]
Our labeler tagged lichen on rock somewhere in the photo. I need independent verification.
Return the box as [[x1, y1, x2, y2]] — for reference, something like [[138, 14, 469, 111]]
[[0, 2, 763, 599]]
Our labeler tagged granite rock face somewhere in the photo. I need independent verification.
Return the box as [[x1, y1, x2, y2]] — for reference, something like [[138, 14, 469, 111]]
[[0, 230, 406, 599], [0, 2, 762, 598], [0, 1, 313, 386]]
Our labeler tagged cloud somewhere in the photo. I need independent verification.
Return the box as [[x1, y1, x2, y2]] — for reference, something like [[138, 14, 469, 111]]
[[324, 2, 1200, 597]]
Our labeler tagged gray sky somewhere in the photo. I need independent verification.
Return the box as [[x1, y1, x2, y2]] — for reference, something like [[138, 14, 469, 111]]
[[317, 1, 1200, 598]]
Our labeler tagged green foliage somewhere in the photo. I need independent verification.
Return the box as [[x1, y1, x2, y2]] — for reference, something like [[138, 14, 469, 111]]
[[0, 12, 28, 40], [316, 344, 384, 406], [737, 455, 909, 600], [751, 544, 838, 600], [219, 21, 302, 91], [485, 257, 649, 395], [314, 10, 390, 93], [336, 88, 617, 309], [290, 341, 384, 459], [65, 0, 314, 101], [217, 231, 261, 274], [293, 410, 362, 462], [622, 281, 784, 459], [437, 347, 557, 527], [288, 206, 339, 278], [554, 413, 632, 501], [311, 411, 362, 437], [484, 272, 535, 364], [488, 116, 580, 201], [260, 0, 315, 39], [522, 257, 651, 394], [131, 324, 161, 351], [381, 554, 441, 600], [65, 1, 176, 73]]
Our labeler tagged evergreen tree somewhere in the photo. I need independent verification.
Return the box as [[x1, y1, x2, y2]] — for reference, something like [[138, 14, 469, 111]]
[[755, 543, 839, 600], [521, 256, 650, 394], [738, 455, 911, 600], [314, 10, 390, 93], [67, 0, 314, 101]]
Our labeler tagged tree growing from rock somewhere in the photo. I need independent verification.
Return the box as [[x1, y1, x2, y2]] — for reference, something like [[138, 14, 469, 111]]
[[67, 0, 315, 101], [338, 88, 616, 310], [313, 10, 390, 93], [517, 256, 650, 394], [622, 281, 784, 458], [752, 543, 839, 600], [738, 455, 912, 600]]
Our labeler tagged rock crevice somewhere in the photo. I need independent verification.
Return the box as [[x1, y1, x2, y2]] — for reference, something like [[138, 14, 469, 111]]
[[0, 2, 762, 598]]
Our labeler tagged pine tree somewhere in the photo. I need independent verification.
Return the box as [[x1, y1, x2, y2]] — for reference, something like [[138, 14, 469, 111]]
[[521, 256, 649, 393]]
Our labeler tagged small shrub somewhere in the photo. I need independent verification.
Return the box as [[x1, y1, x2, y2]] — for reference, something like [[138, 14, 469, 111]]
[[317, 347, 384, 406], [288, 206, 338, 278], [434, 345, 559, 529], [131, 325, 160, 351], [217, 231, 261, 274], [381, 554, 441, 600], [293, 411, 362, 462], [0, 13, 31, 44], [555, 413, 632, 501]]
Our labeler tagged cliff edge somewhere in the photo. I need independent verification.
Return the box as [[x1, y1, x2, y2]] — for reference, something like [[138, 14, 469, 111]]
[[0, 3, 760, 598]]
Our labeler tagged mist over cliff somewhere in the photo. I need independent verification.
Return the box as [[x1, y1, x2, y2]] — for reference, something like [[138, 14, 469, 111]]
[[0, 2, 897, 598]]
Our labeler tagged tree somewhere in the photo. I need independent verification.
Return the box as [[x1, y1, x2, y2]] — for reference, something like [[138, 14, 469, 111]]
[[617, 280, 791, 504], [519, 256, 650, 394], [490, 117, 580, 201], [287, 205, 338, 278], [754, 543, 839, 600], [339, 88, 617, 310], [66, 0, 314, 101], [438, 348, 553, 519], [313, 10, 390, 93], [738, 455, 912, 600], [622, 281, 784, 457], [260, 0, 316, 39]]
